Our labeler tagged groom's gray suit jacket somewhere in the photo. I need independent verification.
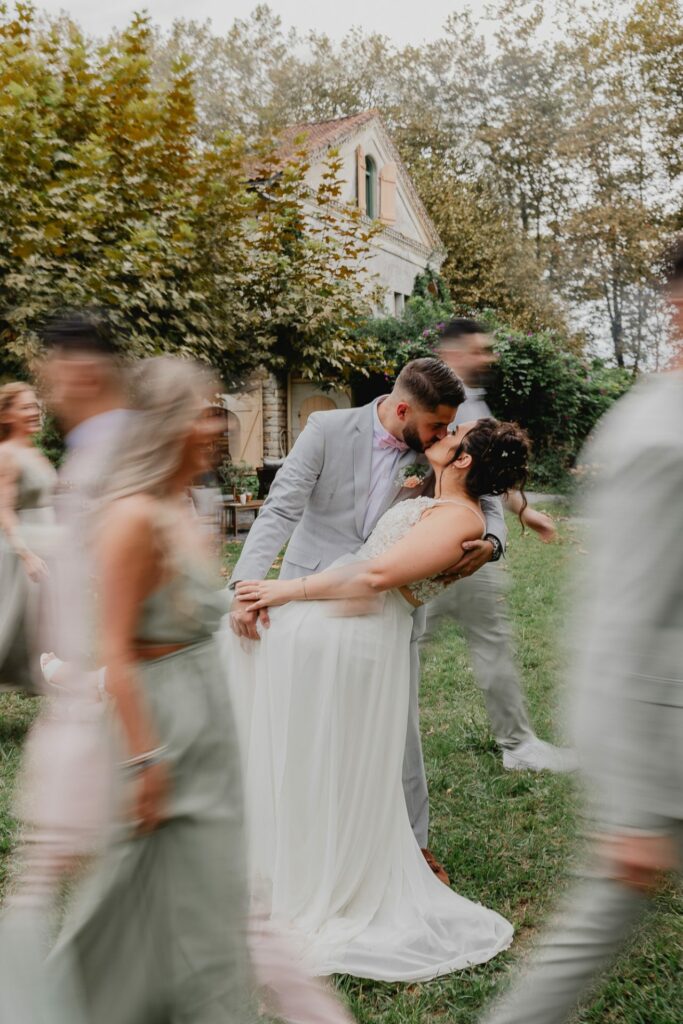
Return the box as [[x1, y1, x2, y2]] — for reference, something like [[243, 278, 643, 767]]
[[231, 400, 506, 583]]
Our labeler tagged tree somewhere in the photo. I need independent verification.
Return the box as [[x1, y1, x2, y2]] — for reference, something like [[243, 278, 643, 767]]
[[149, 7, 566, 337], [410, 161, 567, 333], [554, 0, 673, 368], [241, 141, 383, 384], [0, 5, 380, 388]]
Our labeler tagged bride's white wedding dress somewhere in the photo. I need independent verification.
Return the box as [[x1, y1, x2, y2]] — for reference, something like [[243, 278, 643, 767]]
[[223, 497, 513, 982]]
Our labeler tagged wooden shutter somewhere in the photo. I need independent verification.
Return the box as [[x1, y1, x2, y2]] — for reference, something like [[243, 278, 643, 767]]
[[379, 162, 397, 224], [356, 144, 366, 214]]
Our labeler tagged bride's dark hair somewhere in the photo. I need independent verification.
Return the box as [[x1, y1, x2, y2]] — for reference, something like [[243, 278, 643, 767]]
[[447, 418, 531, 515]]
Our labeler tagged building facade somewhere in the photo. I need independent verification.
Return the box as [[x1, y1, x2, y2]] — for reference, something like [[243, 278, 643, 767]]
[[224, 110, 445, 467]]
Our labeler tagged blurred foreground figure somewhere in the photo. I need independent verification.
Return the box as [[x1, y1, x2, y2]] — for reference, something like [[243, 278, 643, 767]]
[[0, 335, 252, 1023], [46, 355, 251, 1023], [0, 313, 130, 1021], [480, 251, 683, 1024], [0, 381, 57, 692]]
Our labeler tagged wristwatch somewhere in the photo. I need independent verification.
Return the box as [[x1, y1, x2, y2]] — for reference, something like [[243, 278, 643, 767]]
[[483, 533, 503, 562]]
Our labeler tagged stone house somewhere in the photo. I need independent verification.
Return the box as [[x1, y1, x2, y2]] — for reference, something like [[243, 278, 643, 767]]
[[223, 110, 446, 470]]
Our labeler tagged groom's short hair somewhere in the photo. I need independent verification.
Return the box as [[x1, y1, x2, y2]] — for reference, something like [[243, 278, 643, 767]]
[[395, 357, 465, 411]]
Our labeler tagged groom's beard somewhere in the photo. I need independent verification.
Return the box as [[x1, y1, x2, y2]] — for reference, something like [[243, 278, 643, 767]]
[[403, 424, 428, 454]]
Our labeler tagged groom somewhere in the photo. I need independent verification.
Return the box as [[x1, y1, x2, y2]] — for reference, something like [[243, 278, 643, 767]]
[[229, 357, 507, 880]]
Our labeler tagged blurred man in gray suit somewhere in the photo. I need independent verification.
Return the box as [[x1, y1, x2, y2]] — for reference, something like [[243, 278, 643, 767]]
[[426, 319, 576, 773], [480, 248, 683, 1024], [229, 357, 507, 880]]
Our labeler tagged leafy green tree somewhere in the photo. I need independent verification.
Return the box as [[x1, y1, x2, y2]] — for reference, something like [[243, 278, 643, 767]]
[[244, 142, 383, 385], [486, 317, 632, 487], [0, 6, 379, 389], [149, 8, 565, 337], [148, 1, 683, 368]]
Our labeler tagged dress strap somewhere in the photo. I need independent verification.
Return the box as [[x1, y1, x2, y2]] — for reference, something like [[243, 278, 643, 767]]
[[430, 499, 487, 533]]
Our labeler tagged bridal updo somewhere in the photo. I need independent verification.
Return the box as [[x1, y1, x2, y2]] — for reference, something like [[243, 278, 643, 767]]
[[450, 418, 530, 506]]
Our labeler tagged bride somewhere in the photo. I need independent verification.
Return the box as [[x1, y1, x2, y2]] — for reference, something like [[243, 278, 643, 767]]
[[224, 417, 529, 983]]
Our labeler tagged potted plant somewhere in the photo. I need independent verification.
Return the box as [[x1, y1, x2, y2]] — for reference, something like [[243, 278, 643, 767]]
[[217, 459, 259, 501]]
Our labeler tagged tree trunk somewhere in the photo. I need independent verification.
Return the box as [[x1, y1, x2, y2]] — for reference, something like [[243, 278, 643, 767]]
[[605, 276, 625, 368]]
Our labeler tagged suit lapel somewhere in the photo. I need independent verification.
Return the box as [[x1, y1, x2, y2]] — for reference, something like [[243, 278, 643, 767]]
[[353, 403, 376, 537]]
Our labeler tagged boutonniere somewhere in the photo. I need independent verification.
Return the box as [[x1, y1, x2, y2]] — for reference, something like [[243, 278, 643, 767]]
[[397, 463, 429, 489]]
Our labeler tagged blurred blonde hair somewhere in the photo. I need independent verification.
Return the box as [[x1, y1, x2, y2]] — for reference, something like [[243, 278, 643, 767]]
[[101, 356, 218, 505], [0, 382, 33, 441]]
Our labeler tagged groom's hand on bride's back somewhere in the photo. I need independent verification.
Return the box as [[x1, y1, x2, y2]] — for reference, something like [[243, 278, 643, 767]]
[[440, 538, 495, 583], [229, 595, 270, 640]]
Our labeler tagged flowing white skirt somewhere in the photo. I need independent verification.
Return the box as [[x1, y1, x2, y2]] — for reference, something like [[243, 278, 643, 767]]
[[222, 586, 512, 982]]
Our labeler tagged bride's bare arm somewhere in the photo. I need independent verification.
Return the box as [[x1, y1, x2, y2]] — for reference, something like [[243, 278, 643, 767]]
[[237, 505, 482, 608]]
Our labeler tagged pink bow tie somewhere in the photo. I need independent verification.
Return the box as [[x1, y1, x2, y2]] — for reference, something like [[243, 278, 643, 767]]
[[378, 433, 409, 453]]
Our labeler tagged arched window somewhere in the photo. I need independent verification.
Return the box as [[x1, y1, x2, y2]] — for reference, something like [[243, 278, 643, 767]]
[[365, 155, 377, 218]]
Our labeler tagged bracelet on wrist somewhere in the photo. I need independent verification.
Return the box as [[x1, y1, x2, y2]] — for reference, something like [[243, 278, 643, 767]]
[[483, 534, 503, 562], [120, 744, 168, 774]]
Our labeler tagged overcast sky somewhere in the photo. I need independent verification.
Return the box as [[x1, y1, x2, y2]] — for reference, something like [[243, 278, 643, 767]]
[[35, 0, 507, 45]]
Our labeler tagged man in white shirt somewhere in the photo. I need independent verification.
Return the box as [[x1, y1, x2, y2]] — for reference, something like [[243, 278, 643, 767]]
[[40, 312, 129, 669]]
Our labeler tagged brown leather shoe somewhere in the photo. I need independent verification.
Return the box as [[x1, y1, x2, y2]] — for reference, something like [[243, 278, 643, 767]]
[[421, 848, 450, 886]]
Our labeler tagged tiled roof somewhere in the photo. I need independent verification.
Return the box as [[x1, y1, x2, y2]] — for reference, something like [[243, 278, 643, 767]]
[[274, 110, 381, 160], [246, 109, 445, 256]]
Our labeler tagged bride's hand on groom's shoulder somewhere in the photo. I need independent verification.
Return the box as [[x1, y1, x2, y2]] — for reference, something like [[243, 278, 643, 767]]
[[229, 594, 270, 640]]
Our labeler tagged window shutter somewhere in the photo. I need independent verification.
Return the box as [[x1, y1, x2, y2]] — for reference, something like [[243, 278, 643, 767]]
[[356, 145, 366, 214], [379, 162, 397, 224]]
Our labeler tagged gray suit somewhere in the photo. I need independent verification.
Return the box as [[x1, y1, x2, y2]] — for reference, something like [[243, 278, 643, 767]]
[[421, 386, 535, 751], [231, 400, 507, 846], [482, 372, 683, 1024]]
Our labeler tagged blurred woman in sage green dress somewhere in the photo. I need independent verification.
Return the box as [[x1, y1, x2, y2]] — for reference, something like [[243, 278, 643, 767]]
[[0, 382, 57, 692], [45, 357, 250, 1024]]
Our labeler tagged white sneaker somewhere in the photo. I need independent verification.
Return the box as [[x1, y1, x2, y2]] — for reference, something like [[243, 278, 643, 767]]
[[503, 737, 578, 774]]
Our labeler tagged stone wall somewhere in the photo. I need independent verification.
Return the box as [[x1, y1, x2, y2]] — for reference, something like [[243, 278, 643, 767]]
[[262, 371, 288, 460]]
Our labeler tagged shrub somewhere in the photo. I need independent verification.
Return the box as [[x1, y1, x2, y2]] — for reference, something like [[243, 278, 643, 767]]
[[484, 318, 632, 489], [358, 297, 633, 490]]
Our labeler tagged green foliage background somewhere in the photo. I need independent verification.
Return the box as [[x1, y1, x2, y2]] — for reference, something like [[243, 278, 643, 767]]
[[0, 6, 381, 389], [359, 290, 632, 489]]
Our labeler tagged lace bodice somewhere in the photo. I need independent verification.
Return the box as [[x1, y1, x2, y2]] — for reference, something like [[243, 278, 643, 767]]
[[360, 496, 485, 605]]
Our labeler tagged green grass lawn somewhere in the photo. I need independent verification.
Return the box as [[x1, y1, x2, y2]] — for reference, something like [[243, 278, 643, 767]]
[[1, 511, 680, 1022]]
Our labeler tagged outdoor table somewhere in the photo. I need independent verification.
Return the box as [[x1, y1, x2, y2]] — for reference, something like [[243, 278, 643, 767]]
[[220, 498, 264, 539]]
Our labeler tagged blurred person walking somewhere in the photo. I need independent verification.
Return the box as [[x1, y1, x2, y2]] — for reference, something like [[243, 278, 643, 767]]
[[43, 355, 251, 1023], [479, 250, 683, 1024], [0, 313, 132, 1021], [423, 319, 576, 774], [0, 381, 57, 692], [13, 316, 351, 1024]]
